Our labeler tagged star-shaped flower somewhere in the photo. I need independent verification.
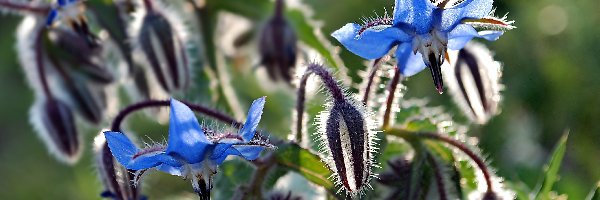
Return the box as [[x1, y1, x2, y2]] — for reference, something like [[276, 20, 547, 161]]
[[332, 0, 514, 93], [104, 97, 272, 199]]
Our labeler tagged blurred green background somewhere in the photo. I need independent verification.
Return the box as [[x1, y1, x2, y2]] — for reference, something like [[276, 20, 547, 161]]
[[0, 0, 599, 199]]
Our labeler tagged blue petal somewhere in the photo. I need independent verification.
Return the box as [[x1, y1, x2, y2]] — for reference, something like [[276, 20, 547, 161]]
[[447, 25, 502, 50], [104, 131, 137, 166], [213, 145, 265, 165], [393, 0, 437, 33], [57, 0, 67, 6], [46, 9, 58, 26], [209, 143, 234, 161], [440, 0, 494, 31], [105, 132, 179, 170], [166, 99, 212, 163], [332, 23, 410, 60], [239, 97, 266, 142], [157, 164, 185, 177], [395, 43, 427, 76]]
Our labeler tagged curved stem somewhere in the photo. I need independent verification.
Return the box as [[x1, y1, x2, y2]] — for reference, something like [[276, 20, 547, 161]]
[[295, 63, 345, 143], [362, 58, 384, 105], [110, 100, 241, 132], [382, 67, 402, 128], [142, 0, 154, 12], [386, 128, 494, 192], [0, 1, 50, 14], [34, 29, 53, 98]]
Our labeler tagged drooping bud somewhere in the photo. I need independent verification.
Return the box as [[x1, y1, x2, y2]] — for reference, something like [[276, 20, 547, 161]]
[[30, 99, 80, 164], [57, 72, 108, 124], [94, 131, 143, 200], [442, 42, 502, 124], [377, 157, 413, 199], [259, 0, 297, 83], [45, 27, 113, 84], [317, 99, 378, 197], [132, 2, 190, 93]]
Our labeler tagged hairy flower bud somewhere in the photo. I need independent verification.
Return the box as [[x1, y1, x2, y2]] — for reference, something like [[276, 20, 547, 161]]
[[94, 131, 142, 200], [30, 99, 80, 164], [259, 0, 297, 83], [443, 42, 502, 124], [133, 4, 190, 93], [317, 99, 378, 196], [46, 27, 114, 84]]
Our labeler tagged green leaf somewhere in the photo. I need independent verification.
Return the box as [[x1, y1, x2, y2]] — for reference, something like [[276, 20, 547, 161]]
[[505, 181, 533, 200], [534, 132, 569, 200], [273, 143, 335, 194], [586, 182, 600, 200]]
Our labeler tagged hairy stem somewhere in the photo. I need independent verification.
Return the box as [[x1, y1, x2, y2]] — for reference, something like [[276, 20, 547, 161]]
[[296, 63, 345, 143], [361, 58, 384, 105], [382, 67, 402, 128], [34, 30, 53, 98], [386, 128, 494, 192]]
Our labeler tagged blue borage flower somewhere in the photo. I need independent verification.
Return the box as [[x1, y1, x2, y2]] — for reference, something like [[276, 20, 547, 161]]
[[332, 0, 514, 93], [104, 97, 273, 198]]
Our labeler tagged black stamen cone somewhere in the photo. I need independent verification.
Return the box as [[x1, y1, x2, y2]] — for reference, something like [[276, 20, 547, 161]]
[[196, 179, 211, 200], [427, 53, 444, 94]]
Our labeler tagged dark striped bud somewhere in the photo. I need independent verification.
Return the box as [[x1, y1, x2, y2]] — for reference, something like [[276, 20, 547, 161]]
[[60, 73, 109, 124], [443, 42, 502, 124], [133, 3, 190, 93], [317, 99, 378, 197], [31, 99, 80, 164], [259, 0, 297, 83], [94, 131, 143, 200], [45, 27, 114, 84]]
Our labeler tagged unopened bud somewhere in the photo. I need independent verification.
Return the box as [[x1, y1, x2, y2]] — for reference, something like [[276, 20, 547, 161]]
[[94, 131, 142, 200], [317, 99, 378, 196], [46, 27, 114, 84], [31, 99, 80, 164], [134, 6, 190, 93], [443, 42, 502, 124], [61, 73, 108, 124], [259, 0, 297, 83]]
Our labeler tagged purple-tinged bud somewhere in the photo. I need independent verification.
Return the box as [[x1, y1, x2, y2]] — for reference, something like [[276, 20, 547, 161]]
[[94, 131, 143, 200], [30, 99, 80, 164], [317, 99, 378, 197], [46, 27, 114, 84], [259, 0, 297, 83], [443, 42, 502, 124], [132, 3, 190, 93], [60, 73, 108, 124]]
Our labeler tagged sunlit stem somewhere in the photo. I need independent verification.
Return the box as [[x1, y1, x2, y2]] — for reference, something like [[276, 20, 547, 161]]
[[0, 0, 49, 14], [296, 63, 345, 143], [382, 67, 403, 128], [385, 127, 494, 192], [426, 152, 449, 200], [362, 57, 385, 105]]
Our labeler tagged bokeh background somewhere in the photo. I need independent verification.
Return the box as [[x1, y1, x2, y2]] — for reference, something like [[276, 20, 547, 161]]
[[0, 0, 599, 199]]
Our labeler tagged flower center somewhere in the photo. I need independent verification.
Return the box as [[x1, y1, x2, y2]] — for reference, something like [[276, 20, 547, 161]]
[[411, 29, 448, 64]]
